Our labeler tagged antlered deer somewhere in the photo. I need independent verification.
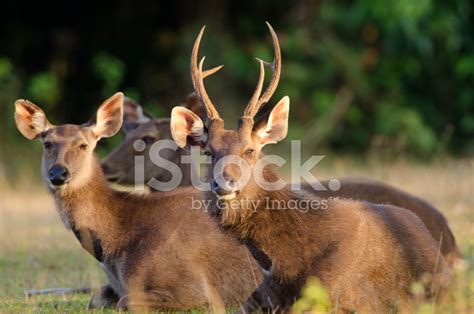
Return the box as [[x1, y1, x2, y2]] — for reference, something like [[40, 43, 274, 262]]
[[14, 93, 261, 311], [170, 23, 452, 312], [101, 96, 459, 265]]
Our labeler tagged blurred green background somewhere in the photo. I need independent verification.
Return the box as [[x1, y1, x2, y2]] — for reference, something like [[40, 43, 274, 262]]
[[1, 0, 473, 183]]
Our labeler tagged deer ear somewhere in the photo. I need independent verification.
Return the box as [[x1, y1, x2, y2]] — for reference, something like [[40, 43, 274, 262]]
[[170, 106, 207, 149], [91, 92, 124, 139], [181, 93, 207, 121], [15, 99, 52, 140], [253, 96, 290, 146], [122, 97, 153, 133]]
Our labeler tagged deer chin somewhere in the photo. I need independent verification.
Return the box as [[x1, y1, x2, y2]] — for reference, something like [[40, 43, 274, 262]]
[[104, 174, 122, 183], [213, 190, 238, 201], [49, 182, 68, 192]]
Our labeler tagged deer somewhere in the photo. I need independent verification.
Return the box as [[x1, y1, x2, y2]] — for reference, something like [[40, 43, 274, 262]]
[[169, 23, 452, 312], [100, 95, 459, 266], [100, 68, 217, 188], [100, 95, 203, 188], [14, 92, 263, 311]]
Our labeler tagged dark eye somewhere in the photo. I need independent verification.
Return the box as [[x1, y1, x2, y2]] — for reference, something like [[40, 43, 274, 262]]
[[245, 148, 255, 156], [142, 135, 155, 145], [43, 141, 52, 149], [204, 150, 212, 156], [79, 143, 88, 150]]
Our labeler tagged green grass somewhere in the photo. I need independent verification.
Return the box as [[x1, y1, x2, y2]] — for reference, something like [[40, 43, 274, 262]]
[[0, 246, 107, 312], [1, 295, 93, 313]]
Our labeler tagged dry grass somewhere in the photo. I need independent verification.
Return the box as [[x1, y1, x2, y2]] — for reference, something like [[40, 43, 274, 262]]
[[0, 157, 472, 312]]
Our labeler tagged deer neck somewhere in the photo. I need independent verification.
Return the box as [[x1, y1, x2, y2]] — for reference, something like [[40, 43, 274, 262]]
[[177, 147, 194, 187], [149, 147, 195, 189], [213, 167, 328, 279], [209, 166, 284, 229], [51, 157, 125, 259]]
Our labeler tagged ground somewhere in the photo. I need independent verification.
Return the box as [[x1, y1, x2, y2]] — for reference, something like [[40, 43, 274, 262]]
[[0, 157, 472, 313]]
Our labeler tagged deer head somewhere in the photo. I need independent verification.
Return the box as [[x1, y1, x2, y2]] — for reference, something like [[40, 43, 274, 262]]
[[170, 23, 289, 203], [101, 74, 220, 185], [100, 96, 164, 183], [15, 93, 124, 192]]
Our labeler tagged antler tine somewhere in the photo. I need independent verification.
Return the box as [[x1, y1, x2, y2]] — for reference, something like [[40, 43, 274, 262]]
[[191, 26, 221, 119], [244, 59, 265, 117], [197, 57, 221, 119], [202, 65, 224, 79], [244, 22, 282, 119]]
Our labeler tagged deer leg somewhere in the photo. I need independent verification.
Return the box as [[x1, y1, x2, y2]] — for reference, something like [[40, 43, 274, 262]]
[[239, 284, 280, 313], [116, 289, 225, 312], [240, 274, 305, 313], [88, 285, 120, 309], [116, 290, 188, 312]]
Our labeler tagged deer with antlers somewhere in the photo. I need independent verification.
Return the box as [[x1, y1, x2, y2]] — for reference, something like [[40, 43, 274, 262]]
[[100, 96, 459, 266], [170, 23, 452, 312], [14, 93, 262, 311]]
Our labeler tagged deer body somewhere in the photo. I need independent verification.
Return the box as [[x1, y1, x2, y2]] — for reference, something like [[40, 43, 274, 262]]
[[59, 170, 259, 309], [14, 94, 261, 311], [170, 23, 453, 312], [208, 178, 450, 312], [101, 96, 459, 264], [310, 179, 459, 264]]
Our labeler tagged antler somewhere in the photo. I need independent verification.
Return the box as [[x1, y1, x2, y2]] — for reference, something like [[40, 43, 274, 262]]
[[191, 26, 223, 120], [244, 22, 281, 119]]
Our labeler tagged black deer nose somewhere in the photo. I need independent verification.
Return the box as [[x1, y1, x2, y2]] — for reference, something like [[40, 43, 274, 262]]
[[48, 165, 70, 186]]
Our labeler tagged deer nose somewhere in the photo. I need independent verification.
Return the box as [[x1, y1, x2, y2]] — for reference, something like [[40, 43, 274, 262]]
[[211, 178, 237, 196], [100, 163, 110, 175], [48, 165, 70, 186]]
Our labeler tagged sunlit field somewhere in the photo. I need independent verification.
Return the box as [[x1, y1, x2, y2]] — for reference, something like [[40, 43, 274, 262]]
[[0, 157, 472, 313]]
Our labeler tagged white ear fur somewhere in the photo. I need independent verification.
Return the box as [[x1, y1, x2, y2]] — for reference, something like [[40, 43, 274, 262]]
[[170, 106, 207, 148], [15, 99, 52, 140], [255, 96, 290, 146], [92, 92, 124, 139]]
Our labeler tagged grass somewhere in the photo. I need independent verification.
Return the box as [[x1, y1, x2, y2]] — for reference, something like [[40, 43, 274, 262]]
[[0, 157, 473, 313]]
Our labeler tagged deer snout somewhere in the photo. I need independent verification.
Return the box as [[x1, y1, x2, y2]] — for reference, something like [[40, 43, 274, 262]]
[[100, 163, 110, 175], [100, 162, 121, 182], [48, 165, 70, 186], [211, 178, 239, 200]]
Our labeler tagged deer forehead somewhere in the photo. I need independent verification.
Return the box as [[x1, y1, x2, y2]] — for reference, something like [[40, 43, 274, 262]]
[[208, 128, 254, 153], [127, 121, 156, 136], [43, 125, 93, 144]]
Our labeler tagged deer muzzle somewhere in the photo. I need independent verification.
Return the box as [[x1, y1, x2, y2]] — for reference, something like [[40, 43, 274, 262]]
[[48, 164, 71, 187]]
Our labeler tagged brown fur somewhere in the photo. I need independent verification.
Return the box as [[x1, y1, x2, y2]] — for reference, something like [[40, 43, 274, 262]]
[[170, 101, 452, 312], [103, 96, 459, 267], [14, 95, 262, 311], [101, 95, 201, 187], [57, 160, 261, 310], [305, 179, 460, 265]]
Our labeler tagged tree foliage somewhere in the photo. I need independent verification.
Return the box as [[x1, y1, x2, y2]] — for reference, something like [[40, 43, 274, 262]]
[[1, 0, 473, 160]]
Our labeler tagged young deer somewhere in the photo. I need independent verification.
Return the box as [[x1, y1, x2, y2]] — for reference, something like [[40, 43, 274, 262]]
[[14, 93, 262, 311], [101, 96, 459, 264], [170, 23, 452, 312]]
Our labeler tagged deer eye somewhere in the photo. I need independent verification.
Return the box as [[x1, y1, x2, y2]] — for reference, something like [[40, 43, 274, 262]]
[[245, 148, 255, 156], [79, 143, 88, 150], [142, 135, 156, 145], [43, 141, 52, 149]]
